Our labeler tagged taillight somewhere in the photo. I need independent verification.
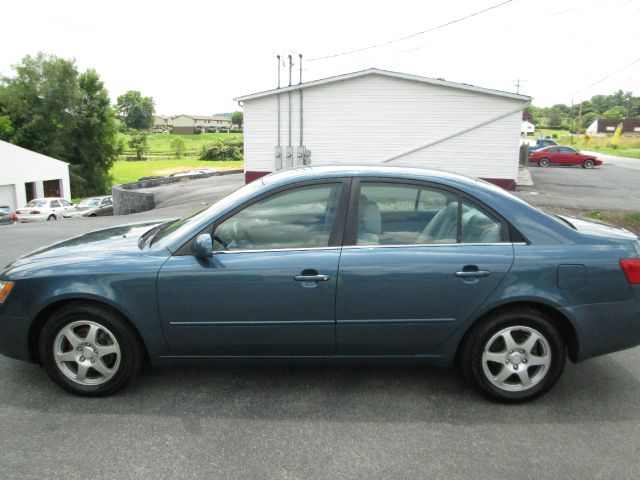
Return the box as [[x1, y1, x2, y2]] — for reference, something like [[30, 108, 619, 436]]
[[31, 210, 41, 214], [620, 259, 640, 284], [10, 214, 17, 221]]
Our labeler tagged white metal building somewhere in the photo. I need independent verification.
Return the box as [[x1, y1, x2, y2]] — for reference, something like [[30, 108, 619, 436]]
[[0, 140, 71, 210], [235, 68, 530, 190]]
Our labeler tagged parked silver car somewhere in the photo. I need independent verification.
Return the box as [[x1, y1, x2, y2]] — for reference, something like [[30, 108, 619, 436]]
[[62, 196, 114, 218]]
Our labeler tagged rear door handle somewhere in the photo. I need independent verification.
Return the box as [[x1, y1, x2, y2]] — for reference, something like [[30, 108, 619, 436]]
[[455, 270, 490, 278], [294, 274, 331, 282]]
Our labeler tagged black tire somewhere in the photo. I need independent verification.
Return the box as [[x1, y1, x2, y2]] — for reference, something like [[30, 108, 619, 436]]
[[583, 159, 595, 169], [459, 307, 565, 403], [538, 157, 550, 168], [38, 302, 144, 396], [47, 214, 56, 221]]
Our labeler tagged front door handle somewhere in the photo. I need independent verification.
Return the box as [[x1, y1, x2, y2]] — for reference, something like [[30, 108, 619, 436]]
[[294, 269, 330, 283]]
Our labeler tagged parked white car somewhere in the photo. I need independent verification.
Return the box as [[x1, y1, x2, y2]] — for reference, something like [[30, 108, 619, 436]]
[[16, 198, 75, 222]]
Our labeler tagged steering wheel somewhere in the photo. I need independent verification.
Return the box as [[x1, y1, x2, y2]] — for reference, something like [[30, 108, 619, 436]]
[[212, 234, 228, 250], [232, 221, 255, 249]]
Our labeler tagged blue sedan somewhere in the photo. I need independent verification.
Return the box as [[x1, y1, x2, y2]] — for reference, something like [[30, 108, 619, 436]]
[[1, 166, 639, 402]]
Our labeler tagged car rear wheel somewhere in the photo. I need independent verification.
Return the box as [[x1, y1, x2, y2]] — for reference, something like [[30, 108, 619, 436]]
[[538, 158, 550, 167], [459, 308, 565, 402], [39, 302, 143, 396], [583, 159, 595, 169], [47, 214, 56, 221]]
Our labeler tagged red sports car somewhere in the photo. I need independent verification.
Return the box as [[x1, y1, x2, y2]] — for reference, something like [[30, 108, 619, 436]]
[[529, 146, 602, 169]]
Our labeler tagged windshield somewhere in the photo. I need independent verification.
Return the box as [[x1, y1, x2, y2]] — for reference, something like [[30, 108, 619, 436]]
[[27, 200, 47, 207], [78, 198, 101, 208], [0, 207, 10, 214]]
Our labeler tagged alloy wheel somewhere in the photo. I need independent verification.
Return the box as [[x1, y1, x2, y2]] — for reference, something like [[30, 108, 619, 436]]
[[481, 326, 551, 392], [53, 320, 121, 386]]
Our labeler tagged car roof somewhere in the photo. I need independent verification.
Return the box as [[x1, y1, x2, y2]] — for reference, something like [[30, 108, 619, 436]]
[[261, 165, 512, 199]]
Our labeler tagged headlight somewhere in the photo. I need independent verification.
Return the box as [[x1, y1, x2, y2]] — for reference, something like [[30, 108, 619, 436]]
[[0, 281, 14, 303]]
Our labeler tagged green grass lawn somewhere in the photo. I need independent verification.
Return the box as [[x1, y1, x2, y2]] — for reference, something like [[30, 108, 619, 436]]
[[120, 132, 243, 158], [532, 132, 640, 159], [111, 159, 243, 185]]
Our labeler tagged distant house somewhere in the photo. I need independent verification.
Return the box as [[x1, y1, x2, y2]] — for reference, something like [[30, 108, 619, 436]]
[[0, 140, 71, 210], [172, 115, 232, 134], [521, 121, 535, 136], [154, 115, 173, 129], [586, 118, 640, 137]]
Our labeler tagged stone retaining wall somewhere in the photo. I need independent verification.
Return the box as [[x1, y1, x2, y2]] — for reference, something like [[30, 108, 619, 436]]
[[112, 169, 243, 215]]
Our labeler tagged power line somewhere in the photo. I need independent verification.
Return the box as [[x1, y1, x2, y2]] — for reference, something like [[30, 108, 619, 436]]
[[569, 56, 640, 97], [307, 0, 514, 62]]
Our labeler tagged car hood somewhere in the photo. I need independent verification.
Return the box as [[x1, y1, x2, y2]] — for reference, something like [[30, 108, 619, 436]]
[[557, 215, 638, 240], [4, 221, 167, 271]]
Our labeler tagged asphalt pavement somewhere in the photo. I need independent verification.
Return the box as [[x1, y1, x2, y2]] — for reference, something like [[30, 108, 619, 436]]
[[515, 152, 640, 211], [1, 171, 640, 479]]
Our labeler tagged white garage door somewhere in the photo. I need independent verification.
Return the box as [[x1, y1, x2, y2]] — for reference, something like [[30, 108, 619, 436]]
[[0, 184, 16, 210]]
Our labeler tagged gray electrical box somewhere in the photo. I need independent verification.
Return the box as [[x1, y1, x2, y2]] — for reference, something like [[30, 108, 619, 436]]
[[285, 146, 293, 169], [274, 146, 282, 171], [296, 146, 311, 166]]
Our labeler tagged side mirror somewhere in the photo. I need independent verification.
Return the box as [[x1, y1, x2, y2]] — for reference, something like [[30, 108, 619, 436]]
[[194, 233, 213, 258]]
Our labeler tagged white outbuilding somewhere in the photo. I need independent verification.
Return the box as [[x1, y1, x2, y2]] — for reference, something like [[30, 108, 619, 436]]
[[235, 68, 531, 190], [0, 140, 71, 210], [521, 121, 535, 136]]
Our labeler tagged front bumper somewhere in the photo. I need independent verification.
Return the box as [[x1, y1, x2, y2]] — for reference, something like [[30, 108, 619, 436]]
[[0, 311, 33, 362]]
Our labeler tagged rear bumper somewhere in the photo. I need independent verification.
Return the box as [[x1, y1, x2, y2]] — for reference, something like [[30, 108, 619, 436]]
[[563, 297, 640, 362], [17, 214, 49, 222]]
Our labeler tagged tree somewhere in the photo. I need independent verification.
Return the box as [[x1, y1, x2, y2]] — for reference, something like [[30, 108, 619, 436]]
[[0, 53, 80, 160], [602, 106, 628, 120], [115, 90, 155, 130], [170, 137, 186, 158], [582, 112, 599, 130], [231, 111, 243, 128], [0, 115, 14, 141], [128, 132, 149, 160], [200, 136, 243, 161], [68, 69, 119, 196], [548, 111, 563, 128], [0, 53, 118, 196]]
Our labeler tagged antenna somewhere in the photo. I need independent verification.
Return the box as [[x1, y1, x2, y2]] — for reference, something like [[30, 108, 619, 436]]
[[513, 78, 527, 94], [299, 54, 303, 84], [277, 55, 281, 89], [288, 55, 293, 87]]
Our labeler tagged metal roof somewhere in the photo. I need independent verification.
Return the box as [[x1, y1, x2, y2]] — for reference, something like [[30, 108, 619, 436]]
[[234, 68, 531, 103]]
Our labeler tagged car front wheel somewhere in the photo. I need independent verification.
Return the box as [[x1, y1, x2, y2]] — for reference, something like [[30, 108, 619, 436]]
[[583, 159, 595, 169], [538, 158, 550, 167], [460, 308, 565, 402], [39, 302, 143, 396]]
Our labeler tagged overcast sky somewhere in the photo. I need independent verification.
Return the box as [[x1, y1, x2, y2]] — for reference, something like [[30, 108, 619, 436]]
[[2, 0, 638, 115]]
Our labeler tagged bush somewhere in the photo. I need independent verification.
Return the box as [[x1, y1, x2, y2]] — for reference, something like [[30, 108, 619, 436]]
[[200, 136, 243, 161]]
